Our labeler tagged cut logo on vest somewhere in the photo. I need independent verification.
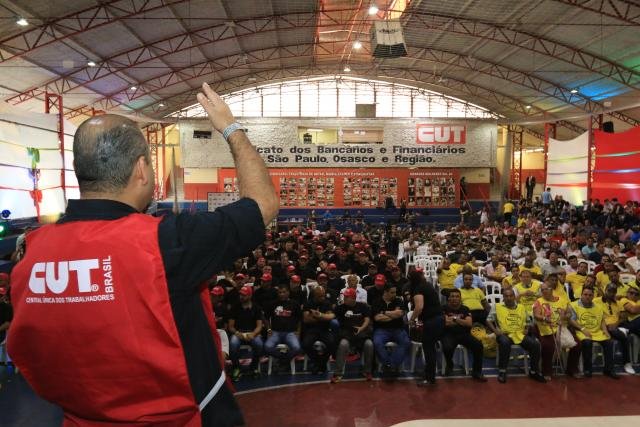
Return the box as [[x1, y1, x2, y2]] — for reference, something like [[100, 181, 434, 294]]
[[25, 256, 116, 304]]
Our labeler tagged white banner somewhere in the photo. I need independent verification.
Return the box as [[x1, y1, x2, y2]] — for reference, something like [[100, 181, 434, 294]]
[[180, 118, 497, 169], [546, 132, 588, 205]]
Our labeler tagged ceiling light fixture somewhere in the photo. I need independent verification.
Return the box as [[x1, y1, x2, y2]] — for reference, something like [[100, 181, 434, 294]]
[[344, 65, 351, 72], [16, 17, 28, 26], [87, 61, 96, 67], [368, 5, 379, 15], [130, 86, 137, 90], [159, 103, 165, 107], [570, 88, 578, 94], [525, 105, 531, 109], [353, 40, 362, 49]]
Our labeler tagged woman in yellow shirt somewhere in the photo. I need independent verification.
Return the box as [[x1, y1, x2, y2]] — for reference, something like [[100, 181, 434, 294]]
[[567, 287, 618, 378], [502, 265, 521, 290], [533, 281, 580, 379]]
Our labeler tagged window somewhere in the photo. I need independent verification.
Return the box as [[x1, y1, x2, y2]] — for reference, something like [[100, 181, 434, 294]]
[[168, 77, 498, 119]]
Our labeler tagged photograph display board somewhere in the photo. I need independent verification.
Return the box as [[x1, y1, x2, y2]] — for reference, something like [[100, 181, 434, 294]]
[[218, 168, 459, 208]]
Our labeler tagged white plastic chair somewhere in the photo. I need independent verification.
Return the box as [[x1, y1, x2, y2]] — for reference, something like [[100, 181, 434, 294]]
[[558, 258, 568, 267], [439, 343, 469, 375], [496, 345, 530, 375], [485, 293, 504, 311], [585, 260, 597, 274], [417, 246, 429, 256], [267, 344, 296, 375], [484, 281, 502, 296]]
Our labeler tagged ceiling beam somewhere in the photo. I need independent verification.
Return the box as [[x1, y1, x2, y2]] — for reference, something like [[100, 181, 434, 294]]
[[552, 0, 640, 25], [0, 0, 190, 63], [5, 8, 639, 108]]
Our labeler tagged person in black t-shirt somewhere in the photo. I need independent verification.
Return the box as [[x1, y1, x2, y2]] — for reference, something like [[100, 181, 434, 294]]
[[264, 285, 302, 364], [228, 286, 264, 380], [367, 274, 387, 306], [371, 284, 410, 376], [302, 286, 336, 374], [253, 273, 279, 315], [316, 273, 338, 307], [441, 288, 486, 382], [288, 275, 308, 307], [331, 288, 373, 383], [326, 263, 344, 294], [407, 269, 444, 386], [210, 286, 228, 330]]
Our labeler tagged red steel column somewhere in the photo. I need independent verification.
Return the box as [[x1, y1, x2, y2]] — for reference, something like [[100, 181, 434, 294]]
[[587, 114, 603, 201], [45, 93, 66, 203]]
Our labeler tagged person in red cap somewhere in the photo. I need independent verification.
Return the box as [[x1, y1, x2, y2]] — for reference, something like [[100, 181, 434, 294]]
[[362, 263, 379, 290], [332, 287, 373, 383], [7, 86, 279, 427], [210, 286, 227, 330], [254, 272, 279, 315], [353, 251, 371, 277], [228, 286, 264, 381], [367, 274, 387, 306]]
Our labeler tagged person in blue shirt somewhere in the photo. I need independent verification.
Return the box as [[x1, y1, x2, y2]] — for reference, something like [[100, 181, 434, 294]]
[[454, 265, 485, 289], [542, 187, 552, 206]]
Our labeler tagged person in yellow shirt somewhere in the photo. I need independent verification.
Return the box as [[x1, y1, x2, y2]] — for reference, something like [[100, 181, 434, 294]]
[[604, 268, 637, 300], [595, 268, 613, 294], [620, 286, 640, 337], [437, 258, 458, 294], [533, 281, 580, 379], [594, 284, 636, 374], [487, 288, 545, 384], [568, 287, 618, 379], [503, 200, 515, 224], [460, 272, 490, 324], [513, 270, 541, 318], [566, 262, 588, 300], [502, 265, 521, 290], [516, 213, 527, 228], [548, 272, 570, 306], [519, 253, 543, 281]]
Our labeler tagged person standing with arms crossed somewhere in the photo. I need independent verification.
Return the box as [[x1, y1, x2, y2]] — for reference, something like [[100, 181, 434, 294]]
[[8, 82, 278, 427]]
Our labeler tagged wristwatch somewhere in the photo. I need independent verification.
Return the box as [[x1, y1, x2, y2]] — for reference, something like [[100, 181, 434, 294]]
[[222, 122, 245, 142]]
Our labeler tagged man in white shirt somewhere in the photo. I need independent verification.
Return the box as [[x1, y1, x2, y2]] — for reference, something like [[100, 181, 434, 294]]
[[625, 244, 640, 273], [511, 238, 529, 261], [339, 274, 367, 304]]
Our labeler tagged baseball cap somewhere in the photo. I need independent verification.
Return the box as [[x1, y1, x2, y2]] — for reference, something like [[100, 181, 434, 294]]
[[343, 288, 357, 299], [358, 251, 366, 256], [374, 274, 386, 286], [261, 273, 273, 281], [317, 273, 328, 280], [300, 255, 308, 260], [328, 263, 337, 270], [379, 251, 387, 256], [291, 275, 301, 283], [239, 285, 253, 296], [287, 265, 296, 272], [316, 245, 324, 250], [234, 273, 245, 280], [211, 286, 225, 296], [368, 263, 377, 269]]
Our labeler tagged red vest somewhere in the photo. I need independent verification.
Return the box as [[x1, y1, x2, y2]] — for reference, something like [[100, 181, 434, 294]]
[[9, 214, 210, 426]]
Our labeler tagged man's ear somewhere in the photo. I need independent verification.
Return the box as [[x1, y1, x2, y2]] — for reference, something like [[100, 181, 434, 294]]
[[134, 156, 149, 185]]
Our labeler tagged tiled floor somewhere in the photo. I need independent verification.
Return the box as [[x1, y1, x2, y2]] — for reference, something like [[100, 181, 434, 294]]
[[2, 365, 639, 426]]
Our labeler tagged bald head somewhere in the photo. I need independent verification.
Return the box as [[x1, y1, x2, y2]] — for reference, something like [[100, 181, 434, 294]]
[[74, 115, 150, 193]]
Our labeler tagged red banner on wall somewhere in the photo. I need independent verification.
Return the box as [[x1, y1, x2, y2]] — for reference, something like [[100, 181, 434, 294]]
[[211, 168, 459, 209], [592, 126, 640, 203]]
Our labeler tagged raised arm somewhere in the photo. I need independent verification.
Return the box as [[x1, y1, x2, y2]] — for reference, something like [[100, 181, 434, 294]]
[[197, 83, 279, 225]]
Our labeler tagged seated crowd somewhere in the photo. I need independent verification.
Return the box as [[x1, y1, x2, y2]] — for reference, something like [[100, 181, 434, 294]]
[[201, 196, 640, 385], [2, 196, 640, 386]]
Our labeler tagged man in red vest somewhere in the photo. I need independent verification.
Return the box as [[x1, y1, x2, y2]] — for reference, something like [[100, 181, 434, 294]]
[[8, 83, 278, 426]]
